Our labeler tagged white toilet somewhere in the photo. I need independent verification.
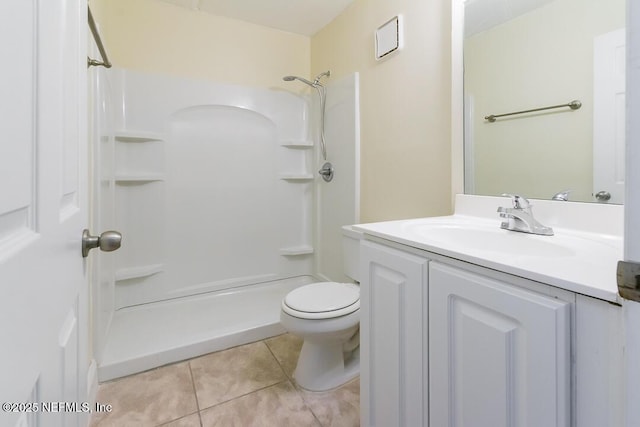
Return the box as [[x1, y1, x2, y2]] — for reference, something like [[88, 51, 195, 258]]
[[280, 226, 362, 391]]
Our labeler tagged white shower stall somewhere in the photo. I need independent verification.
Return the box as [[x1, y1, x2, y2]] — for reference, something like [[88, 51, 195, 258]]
[[89, 68, 360, 380]]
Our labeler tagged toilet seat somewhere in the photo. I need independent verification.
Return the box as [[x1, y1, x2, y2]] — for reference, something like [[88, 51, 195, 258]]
[[282, 282, 360, 320]]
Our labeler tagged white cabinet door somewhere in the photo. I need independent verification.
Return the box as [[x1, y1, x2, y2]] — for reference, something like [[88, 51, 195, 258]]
[[360, 240, 428, 427], [429, 262, 571, 427]]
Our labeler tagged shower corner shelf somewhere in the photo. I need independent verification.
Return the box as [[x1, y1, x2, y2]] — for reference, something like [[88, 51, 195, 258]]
[[281, 140, 313, 148], [115, 173, 165, 183], [279, 174, 314, 181], [279, 246, 314, 256], [115, 130, 164, 143], [115, 264, 164, 281]]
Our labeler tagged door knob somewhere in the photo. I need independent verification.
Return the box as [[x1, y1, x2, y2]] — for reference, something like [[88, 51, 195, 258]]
[[82, 229, 122, 258], [595, 191, 611, 202]]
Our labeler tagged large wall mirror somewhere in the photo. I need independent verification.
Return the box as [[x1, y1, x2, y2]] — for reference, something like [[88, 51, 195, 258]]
[[463, 0, 626, 203]]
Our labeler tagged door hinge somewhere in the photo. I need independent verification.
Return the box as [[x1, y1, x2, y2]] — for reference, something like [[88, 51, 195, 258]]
[[617, 260, 640, 302]]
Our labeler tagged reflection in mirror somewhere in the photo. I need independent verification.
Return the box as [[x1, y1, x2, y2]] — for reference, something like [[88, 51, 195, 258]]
[[463, 0, 625, 203]]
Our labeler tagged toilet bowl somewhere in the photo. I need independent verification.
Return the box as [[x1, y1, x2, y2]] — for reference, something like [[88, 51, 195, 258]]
[[280, 282, 360, 391], [279, 226, 363, 391]]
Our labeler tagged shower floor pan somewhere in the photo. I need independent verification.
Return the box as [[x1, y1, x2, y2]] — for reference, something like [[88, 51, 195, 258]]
[[98, 275, 316, 381]]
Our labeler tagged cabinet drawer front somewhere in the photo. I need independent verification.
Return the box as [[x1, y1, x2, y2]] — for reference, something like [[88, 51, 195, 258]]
[[429, 262, 571, 427]]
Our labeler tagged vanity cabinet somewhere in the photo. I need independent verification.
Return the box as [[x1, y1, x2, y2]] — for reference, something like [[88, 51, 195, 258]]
[[360, 240, 429, 427], [360, 239, 582, 427], [428, 261, 571, 427]]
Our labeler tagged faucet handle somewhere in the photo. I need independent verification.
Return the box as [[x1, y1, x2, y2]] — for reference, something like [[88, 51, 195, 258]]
[[552, 190, 571, 201], [501, 193, 530, 209]]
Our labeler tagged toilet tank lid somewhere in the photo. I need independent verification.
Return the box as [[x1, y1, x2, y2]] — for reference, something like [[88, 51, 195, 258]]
[[284, 282, 359, 313]]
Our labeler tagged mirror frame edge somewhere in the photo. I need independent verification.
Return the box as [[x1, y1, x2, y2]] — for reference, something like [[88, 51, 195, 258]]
[[451, 0, 627, 206], [451, 0, 465, 209]]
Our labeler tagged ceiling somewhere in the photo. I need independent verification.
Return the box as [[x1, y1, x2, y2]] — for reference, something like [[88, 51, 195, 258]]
[[464, 0, 554, 36], [156, 0, 355, 36]]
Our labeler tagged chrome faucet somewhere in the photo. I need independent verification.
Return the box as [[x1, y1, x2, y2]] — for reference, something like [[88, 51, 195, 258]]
[[497, 194, 554, 236], [552, 190, 571, 201]]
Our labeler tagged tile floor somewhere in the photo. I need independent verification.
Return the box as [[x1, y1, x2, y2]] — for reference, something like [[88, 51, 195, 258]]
[[90, 334, 360, 427]]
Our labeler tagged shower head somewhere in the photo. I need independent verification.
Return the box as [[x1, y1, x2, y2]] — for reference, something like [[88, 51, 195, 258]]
[[283, 70, 331, 88], [282, 70, 332, 162], [282, 75, 316, 87], [313, 70, 331, 85]]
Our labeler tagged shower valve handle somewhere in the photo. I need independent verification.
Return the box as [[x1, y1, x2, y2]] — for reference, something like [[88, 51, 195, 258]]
[[318, 162, 334, 182]]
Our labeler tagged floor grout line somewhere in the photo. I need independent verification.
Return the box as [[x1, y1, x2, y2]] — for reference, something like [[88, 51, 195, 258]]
[[197, 378, 291, 412], [263, 337, 325, 426], [155, 411, 200, 427], [263, 336, 292, 380], [187, 361, 204, 427], [296, 388, 325, 427]]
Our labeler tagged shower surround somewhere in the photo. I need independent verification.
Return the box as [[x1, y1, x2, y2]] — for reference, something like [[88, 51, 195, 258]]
[[91, 69, 359, 380]]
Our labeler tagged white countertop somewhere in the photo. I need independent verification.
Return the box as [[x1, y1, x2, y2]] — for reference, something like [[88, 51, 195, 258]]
[[353, 195, 624, 303]]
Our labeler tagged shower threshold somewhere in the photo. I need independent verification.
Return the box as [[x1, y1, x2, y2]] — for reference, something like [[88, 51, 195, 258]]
[[98, 275, 316, 381]]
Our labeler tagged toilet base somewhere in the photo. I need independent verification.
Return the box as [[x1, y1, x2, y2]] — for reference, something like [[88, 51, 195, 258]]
[[294, 335, 360, 391]]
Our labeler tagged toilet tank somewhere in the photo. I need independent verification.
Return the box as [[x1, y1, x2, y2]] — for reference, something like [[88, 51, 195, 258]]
[[341, 226, 363, 282]]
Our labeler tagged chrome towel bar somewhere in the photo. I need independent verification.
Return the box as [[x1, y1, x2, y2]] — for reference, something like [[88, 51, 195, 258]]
[[87, 7, 111, 68], [485, 100, 581, 123]]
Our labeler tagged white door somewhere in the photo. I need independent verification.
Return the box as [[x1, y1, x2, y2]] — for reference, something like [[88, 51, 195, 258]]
[[624, 5, 640, 427], [593, 28, 626, 204], [0, 1, 89, 427]]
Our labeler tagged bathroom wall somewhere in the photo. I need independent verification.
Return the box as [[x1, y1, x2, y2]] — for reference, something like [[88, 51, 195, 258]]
[[89, 0, 310, 91], [464, 0, 625, 201], [311, 0, 453, 222]]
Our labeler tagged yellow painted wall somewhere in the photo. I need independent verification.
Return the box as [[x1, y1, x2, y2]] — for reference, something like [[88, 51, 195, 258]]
[[89, 0, 310, 91], [312, 0, 453, 222]]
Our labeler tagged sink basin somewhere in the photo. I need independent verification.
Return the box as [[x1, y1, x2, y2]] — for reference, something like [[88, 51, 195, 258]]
[[352, 196, 624, 303], [403, 222, 576, 257]]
